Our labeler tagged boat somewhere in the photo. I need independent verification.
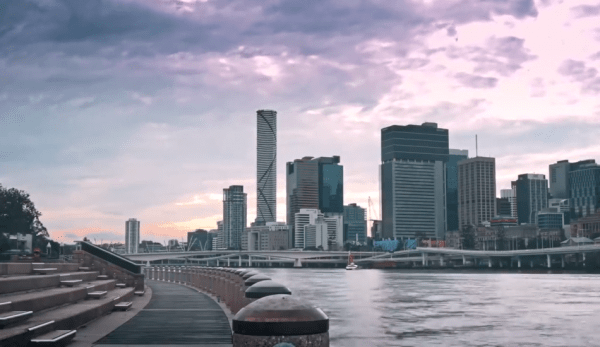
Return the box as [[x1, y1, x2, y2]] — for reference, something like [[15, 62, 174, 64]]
[[346, 253, 358, 270]]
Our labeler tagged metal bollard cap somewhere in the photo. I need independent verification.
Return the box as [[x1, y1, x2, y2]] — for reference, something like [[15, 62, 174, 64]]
[[244, 274, 271, 286], [245, 280, 292, 299], [233, 295, 328, 336]]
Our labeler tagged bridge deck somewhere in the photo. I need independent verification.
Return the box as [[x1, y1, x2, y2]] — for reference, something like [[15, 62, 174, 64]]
[[94, 281, 232, 346]]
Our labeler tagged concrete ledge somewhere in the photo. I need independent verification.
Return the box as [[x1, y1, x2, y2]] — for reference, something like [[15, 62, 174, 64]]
[[30, 329, 77, 345], [0, 287, 134, 346], [0, 311, 33, 328], [0, 271, 99, 295], [69, 286, 151, 347], [2, 280, 116, 313]]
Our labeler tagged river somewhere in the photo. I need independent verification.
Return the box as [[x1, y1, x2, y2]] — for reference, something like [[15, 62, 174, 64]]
[[258, 268, 600, 346]]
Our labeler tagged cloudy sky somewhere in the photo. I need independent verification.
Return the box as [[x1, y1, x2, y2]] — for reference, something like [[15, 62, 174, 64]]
[[1, 0, 599, 244]]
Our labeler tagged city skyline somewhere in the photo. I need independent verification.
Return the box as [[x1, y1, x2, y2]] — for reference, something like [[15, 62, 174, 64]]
[[1, 0, 600, 244]]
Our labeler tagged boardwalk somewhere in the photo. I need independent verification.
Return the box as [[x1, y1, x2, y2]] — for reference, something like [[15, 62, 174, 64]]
[[95, 281, 232, 346]]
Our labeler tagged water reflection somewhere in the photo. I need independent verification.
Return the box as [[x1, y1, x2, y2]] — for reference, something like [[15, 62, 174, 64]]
[[260, 269, 600, 347]]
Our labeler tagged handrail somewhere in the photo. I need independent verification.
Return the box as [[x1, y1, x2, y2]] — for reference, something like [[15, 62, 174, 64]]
[[77, 241, 141, 274]]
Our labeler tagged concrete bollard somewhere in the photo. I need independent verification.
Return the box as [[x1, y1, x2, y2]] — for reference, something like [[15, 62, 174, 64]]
[[242, 271, 259, 280], [244, 274, 271, 287], [232, 294, 329, 347], [245, 280, 291, 299]]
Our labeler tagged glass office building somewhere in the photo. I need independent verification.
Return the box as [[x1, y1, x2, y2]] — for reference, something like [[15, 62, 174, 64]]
[[287, 156, 343, 247], [380, 122, 449, 240], [447, 149, 468, 231], [343, 203, 367, 244], [516, 174, 548, 225], [570, 161, 600, 218], [318, 156, 343, 214], [223, 185, 247, 250]]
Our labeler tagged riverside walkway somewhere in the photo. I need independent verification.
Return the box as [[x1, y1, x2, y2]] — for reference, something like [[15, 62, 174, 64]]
[[94, 281, 232, 346]]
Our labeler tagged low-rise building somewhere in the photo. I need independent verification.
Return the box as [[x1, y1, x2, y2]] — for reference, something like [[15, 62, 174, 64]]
[[242, 222, 292, 251], [537, 208, 564, 230], [561, 237, 593, 247], [569, 209, 600, 238]]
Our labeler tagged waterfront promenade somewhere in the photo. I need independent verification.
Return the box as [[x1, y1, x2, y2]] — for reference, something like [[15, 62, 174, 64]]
[[94, 281, 232, 346]]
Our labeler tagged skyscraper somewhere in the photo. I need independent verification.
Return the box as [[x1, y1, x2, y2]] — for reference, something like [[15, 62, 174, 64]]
[[447, 149, 468, 231], [286, 156, 343, 246], [458, 156, 496, 230], [549, 160, 571, 199], [380, 122, 449, 240], [256, 110, 277, 225], [223, 185, 247, 250], [125, 218, 140, 254], [516, 174, 548, 225]]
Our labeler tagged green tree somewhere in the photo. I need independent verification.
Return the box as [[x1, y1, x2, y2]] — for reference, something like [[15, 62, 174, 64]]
[[0, 184, 48, 237], [460, 224, 476, 250]]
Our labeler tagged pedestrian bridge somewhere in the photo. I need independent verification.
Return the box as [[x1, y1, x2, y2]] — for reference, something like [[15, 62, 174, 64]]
[[122, 245, 600, 268], [356, 245, 600, 268], [124, 250, 380, 267]]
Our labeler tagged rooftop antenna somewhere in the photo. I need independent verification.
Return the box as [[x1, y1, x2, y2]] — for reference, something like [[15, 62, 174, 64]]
[[476, 134, 478, 157]]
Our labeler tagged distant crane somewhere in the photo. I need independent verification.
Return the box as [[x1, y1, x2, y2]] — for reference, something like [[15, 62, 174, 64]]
[[368, 196, 381, 238]]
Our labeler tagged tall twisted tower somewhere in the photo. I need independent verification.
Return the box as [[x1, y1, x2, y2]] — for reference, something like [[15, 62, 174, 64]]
[[256, 109, 277, 225]]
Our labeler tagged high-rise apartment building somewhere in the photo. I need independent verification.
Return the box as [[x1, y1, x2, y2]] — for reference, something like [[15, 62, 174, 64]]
[[447, 149, 468, 231], [343, 203, 367, 244], [256, 110, 277, 225], [287, 156, 343, 246], [516, 174, 548, 225], [380, 122, 448, 240], [223, 185, 247, 250], [294, 209, 323, 249], [125, 218, 140, 254], [458, 157, 496, 230]]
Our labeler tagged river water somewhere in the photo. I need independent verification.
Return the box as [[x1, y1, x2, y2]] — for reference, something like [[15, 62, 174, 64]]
[[258, 268, 600, 347]]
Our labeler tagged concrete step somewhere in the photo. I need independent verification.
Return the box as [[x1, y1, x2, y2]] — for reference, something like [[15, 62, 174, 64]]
[[87, 291, 107, 299], [0, 287, 134, 346], [0, 271, 100, 295], [33, 268, 58, 275], [0, 263, 80, 277], [30, 329, 77, 346], [59, 280, 82, 287], [0, 280, 116, 313], [113, 301, 132, 311], [0, 310, 33, 328]]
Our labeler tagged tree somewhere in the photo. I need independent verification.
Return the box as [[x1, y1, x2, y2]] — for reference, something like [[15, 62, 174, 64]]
[[0, 184, 48, 237], [460, 225, 476, 250]]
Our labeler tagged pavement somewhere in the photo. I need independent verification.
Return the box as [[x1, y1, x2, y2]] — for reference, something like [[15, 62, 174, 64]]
[[93, 281, 232, 346], [69, 286, 153, 346]]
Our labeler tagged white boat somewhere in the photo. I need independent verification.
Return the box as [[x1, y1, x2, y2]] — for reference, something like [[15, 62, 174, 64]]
[[346, 252, 358, 270]]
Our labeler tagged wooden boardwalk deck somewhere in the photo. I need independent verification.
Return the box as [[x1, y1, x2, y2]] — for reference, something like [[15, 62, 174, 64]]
[[94, 281, 232, 346]]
